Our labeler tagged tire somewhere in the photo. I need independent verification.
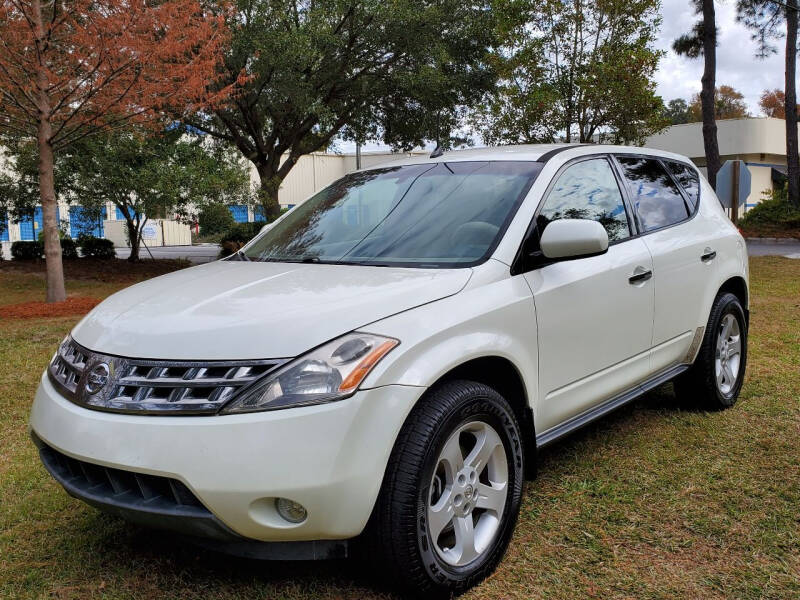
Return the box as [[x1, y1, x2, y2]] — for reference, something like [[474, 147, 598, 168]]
[[674, 292, 748, 410], [367, 380, 525, 597]]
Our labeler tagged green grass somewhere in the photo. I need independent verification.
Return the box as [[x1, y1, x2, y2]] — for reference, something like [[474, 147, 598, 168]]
[[1, 257, 799, 599]]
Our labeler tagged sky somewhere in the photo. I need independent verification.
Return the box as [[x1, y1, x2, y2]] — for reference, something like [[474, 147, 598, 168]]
[[656, 0, 785, 113], [339, 0, 787, 153]]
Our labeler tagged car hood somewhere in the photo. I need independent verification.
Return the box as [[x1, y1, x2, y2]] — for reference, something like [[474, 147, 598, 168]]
[[71, 260, 472, 360]]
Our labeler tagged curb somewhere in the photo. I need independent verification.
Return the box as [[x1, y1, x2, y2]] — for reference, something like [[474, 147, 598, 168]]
[[745, 237, 800, 244]]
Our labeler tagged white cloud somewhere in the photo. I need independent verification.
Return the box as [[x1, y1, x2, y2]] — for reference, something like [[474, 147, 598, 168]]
[[656, 0, 786, 114]]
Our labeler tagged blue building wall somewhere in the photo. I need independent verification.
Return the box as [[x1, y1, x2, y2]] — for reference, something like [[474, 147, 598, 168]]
[[18, 207, 59, 241], [69, 206, 105, 238]]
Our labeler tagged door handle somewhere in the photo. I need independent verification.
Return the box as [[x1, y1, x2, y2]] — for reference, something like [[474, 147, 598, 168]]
[[629, 266, 653, 284], [701, 248, 717, 262]]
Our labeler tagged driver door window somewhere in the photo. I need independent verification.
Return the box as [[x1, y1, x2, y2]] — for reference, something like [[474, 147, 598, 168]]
[[537, 158, 631, 243]]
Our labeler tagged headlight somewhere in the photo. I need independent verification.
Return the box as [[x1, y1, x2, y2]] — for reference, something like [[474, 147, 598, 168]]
[[220, 333, 399, 414]]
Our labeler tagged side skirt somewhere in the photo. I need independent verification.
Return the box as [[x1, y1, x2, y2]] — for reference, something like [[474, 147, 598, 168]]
[[535, 364, 689, 448]]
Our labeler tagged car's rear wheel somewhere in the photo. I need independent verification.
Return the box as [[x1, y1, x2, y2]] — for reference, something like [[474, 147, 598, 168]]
[[675, 292, 748, 409], [367, 380, 524, 597]]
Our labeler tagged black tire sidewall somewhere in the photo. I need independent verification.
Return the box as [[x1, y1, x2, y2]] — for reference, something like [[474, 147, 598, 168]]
[[707, 294, 748, 407], [414, 386, 524, 588]]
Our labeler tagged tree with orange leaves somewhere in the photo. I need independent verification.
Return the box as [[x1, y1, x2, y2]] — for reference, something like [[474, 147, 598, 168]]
[[759, 89, 800, 119], [0, 0, 231, 302]]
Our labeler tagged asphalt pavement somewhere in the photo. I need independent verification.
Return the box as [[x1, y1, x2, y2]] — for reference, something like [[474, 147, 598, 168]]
[[114, 244, 220, 264], [745, 239, 800, 258]]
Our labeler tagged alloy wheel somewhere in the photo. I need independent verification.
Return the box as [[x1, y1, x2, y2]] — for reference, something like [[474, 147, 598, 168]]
[[427, 420, 508, 567], [715, 313, 742, 395]]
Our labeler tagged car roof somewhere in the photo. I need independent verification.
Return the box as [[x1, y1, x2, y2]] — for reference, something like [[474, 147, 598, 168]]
[[363, 143, 695, 171]]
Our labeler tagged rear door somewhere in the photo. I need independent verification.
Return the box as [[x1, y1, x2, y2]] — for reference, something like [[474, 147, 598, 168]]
[[523, 156, 655, 433], [614, 156, 715, 372]]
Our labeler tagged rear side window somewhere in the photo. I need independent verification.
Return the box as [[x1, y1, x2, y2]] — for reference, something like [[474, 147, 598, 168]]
[[616, 157, 690, 232], [537, 158, 631, 242], [665, 161, 700, 209]]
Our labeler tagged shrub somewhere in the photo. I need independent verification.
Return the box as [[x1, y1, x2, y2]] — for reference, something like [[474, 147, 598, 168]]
[[739, 187, 800, 230], [198, 203, 235, 236], [11, 241, 43, 260], [60, 238, 79, 259], [218, 221, 266, 257], [78, 235, 116, 259], [11, 237, 80, 260]]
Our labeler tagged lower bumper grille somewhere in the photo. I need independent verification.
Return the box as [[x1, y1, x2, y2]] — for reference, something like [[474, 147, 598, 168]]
[[32, 434, 351, 559], [33, 433, 238, 541]]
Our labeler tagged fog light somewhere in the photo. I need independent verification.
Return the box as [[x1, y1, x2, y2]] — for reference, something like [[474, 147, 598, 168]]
[[275, 497, 307, 523]]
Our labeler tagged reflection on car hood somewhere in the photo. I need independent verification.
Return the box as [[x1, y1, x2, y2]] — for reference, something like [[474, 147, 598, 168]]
[[71, 261, 472, 360]]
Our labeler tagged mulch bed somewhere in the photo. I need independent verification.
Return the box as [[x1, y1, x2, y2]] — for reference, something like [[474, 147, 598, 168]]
[[0, 257, 190, 283], [739, 225, 800, 239], [1, 297, 102, 320]]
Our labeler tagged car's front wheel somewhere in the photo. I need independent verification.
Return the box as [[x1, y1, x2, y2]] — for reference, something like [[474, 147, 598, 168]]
[[368, 380, 524, 597]]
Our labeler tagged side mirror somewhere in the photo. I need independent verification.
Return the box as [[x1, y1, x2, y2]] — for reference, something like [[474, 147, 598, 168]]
[[539, 219, 609, 260]]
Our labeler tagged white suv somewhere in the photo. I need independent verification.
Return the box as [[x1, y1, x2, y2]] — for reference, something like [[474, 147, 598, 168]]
[[30, 144, 749, 596]]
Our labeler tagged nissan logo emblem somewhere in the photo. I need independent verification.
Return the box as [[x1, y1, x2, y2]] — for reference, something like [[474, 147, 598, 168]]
[[85, 362, 110, 395]]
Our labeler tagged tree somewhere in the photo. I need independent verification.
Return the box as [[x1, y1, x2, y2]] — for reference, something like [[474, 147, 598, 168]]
[[663, 98, 691, 125], [198, 203, 236, 236], [759, 88, 800, 117], [673, 0, 721, 189], [738, 1, 800, 209], [62, 127, 251, 261], [688, 85, 750, 121], [186, 0, 504, 220], [472, 0, 668, 146], [0, 0, 229, 301]]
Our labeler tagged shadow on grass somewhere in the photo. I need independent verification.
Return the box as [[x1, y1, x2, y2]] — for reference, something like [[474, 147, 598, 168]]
[[36, 507, 399, 599], [533, 381, 708, 466]]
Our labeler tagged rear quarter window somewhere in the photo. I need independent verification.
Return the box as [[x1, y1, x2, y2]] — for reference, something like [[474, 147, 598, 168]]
[[616, 157, 690, 232], [665, 161, 700, 210]]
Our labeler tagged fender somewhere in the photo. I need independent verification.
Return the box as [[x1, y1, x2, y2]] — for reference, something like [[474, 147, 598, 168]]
[[361, 261, 540, 424]]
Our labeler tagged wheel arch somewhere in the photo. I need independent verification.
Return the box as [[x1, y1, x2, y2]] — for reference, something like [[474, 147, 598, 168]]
[[427, 356, 537, 479], [717, 275, 749, 322]]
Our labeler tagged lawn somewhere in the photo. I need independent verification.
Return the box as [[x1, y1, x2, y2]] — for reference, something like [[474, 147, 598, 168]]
[[1, 257, 798, 599]]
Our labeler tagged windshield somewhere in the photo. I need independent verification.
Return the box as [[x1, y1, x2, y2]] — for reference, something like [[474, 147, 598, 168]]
[[241, 161, 543, 267]]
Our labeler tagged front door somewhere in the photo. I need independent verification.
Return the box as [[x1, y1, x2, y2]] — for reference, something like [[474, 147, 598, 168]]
[[523, 157, 655, 433]]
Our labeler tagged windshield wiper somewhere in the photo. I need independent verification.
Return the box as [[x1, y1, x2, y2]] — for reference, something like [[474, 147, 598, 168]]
[[234, 249, 250, 261]]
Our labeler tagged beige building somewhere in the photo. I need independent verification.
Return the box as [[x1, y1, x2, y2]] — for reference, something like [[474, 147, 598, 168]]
[[255, 149, 429, 210], [645, 117, 791, 211]]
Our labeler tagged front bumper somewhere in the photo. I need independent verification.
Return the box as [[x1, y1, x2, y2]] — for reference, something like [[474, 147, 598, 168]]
[[30, 373, 421, 545]]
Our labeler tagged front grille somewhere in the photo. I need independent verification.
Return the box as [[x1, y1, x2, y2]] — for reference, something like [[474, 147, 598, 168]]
[[49, 337, 286, 414], [38, 441, 207, 513], [50, 338, 89, 396]]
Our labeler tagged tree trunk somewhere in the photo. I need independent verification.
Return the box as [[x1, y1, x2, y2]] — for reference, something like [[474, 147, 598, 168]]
[[256, 164, 284, 221], [786, 0, 799, 209], [700, 0, 721, 190], [38, 122, 66, 302], [33, 0, 66, 303], [124, 216, 141, 261]]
